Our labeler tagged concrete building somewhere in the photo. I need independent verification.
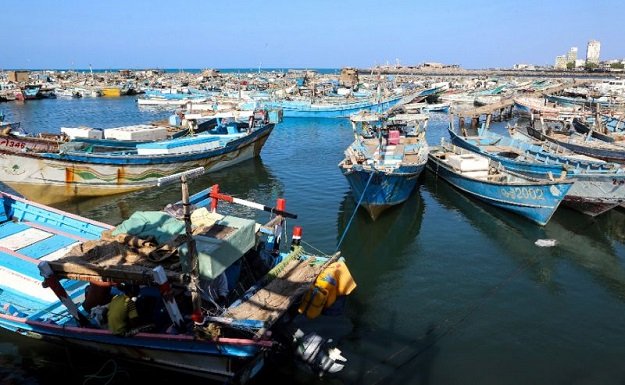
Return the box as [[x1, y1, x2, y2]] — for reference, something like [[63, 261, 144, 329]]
[[554, 55, 567, 70], [566, 47, 578, 64], [586, 40, 601, 64]]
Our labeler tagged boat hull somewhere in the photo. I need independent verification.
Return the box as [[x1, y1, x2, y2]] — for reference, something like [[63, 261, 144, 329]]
[[427, 148, 571, 226], [264, 95, 406, 118], [449, 127, 625, 216], [341, 164, 425, 220], [0, 125, 273, 204]]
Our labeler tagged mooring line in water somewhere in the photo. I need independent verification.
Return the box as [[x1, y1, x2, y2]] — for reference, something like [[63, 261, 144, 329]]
[[336, 172, 375, 251]]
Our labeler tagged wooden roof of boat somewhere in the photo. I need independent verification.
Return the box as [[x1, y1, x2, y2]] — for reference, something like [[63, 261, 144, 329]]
[[46, 229, 191, 284]]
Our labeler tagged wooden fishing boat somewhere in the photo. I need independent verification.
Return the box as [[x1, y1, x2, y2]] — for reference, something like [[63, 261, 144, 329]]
[[427, 142, 573, 226], [338, 112, 429, 220], [0, 173, 355, 383], [262, 91, 415, 118], [449, 123, 625, 217], [0, 109, 281, 205], [525, 118, 625, 163]]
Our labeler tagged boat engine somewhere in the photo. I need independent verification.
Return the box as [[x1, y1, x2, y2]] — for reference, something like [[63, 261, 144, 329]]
[[292, 328, 347, 376]]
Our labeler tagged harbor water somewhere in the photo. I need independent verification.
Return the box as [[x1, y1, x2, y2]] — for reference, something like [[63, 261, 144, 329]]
[[2, 97, 625, 385]]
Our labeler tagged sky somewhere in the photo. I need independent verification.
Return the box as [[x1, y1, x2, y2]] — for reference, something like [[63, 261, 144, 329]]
[[3, 0, 624, 70]]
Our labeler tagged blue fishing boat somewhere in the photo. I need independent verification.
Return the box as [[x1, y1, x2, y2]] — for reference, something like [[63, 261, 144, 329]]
[[0, 109, 281, 205], [571, 117, 625, 144], [0, 173, 356, 383], [338, 112, 429, 220], [525, 118, 625, 163], [448, 122, 625, 216], [427, 142, 573, 225], [262, 92, 413, 118]]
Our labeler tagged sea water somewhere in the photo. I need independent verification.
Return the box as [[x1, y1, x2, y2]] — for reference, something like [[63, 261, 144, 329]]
[[1, 97, 625, 385]]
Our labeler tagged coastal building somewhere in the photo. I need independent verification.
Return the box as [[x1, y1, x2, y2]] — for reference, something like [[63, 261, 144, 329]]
[[7, 70, 29, 83], [566, 47, 578, 64], [575, 59, 586, 69], [586, 40, 601, 65], [554, 55, 567, 70]]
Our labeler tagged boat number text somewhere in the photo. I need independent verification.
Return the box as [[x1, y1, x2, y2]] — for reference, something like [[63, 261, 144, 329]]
[[0, 139, 26, 149], [501, 187, 544, 200]]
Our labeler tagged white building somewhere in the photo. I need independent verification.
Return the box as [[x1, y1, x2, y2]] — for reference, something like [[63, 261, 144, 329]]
[[567, 47, 578, 63], [586, 40, 601, 64], [554, 55, 567, 70]]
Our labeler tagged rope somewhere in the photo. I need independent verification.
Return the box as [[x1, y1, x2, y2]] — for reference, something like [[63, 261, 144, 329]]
[[336, 171, 375, 251], [82, 359, 126, 385]]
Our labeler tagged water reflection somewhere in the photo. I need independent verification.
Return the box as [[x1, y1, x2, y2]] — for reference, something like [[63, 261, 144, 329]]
[[336, 183, 425, 288], [52, 157, 283, 225], [424, 172, 625, 300]]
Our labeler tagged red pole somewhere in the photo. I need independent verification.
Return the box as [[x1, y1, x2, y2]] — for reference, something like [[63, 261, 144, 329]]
[[291, 226, 302, 250], [276, 198, 286, 212], [210, 184, 220, 212]]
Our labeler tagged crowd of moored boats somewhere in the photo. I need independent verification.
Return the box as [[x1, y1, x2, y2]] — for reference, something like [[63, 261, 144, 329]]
[[0, 68, 624, 383]]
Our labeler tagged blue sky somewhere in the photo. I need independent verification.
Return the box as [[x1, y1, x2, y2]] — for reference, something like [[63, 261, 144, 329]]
[[3, 0, 623, 70]]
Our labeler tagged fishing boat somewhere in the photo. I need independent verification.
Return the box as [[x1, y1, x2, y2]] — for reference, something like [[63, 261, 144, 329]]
[[427, 141, 573, 225], [262, 91, 415, 118], [338, 112, 429, 220], [449, 122, 625, 216], [525, 117, 625, 163], [0, 108, 282, 205], [513, 96, 581, 119], [0, 171, 356, 383]]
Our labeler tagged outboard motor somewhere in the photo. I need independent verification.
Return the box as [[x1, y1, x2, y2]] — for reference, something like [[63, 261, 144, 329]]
[[292, 328, 347, 376]]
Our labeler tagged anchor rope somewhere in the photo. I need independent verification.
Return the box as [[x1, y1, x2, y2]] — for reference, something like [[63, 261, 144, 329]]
[[336, 171, 375, 251]]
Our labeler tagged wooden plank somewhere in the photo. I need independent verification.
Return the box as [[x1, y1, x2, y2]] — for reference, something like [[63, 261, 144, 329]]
[[0, 228, 53, 251]]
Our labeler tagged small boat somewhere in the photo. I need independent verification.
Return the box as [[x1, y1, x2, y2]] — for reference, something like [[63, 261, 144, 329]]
[[513, 96, 581, 119], [101, 87, 122, 97], [0, 108, 282, 205], [427, 141, 573, 225], [449, 121, 625, 217], [262, 91, 415, 118], [0, 171, 356, 383], [338, 112, 429, 220], [525, 118, 625, 163]]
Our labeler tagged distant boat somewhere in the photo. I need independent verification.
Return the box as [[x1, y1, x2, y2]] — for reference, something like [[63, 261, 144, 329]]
[[262, 92, 415, 118], [101, 87, 122, 97], [525, 118, 625, 163], [0, 175, 355, 382], [338, 111, 429, 220], [0, 109, 281, 204], [427, 142, 573, 226]]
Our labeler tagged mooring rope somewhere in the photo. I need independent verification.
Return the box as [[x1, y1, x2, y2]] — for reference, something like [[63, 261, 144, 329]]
[[336, 171, 375, 251]]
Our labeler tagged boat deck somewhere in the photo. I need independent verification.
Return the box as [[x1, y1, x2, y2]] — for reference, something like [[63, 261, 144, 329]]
[[226, 250, 339, 328], [0, 214, 97, 322]]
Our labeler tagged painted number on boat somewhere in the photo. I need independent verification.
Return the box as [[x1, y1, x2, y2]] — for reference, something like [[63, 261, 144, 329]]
[[0, 139, 26, 149], [501, 187, 544, 200]]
